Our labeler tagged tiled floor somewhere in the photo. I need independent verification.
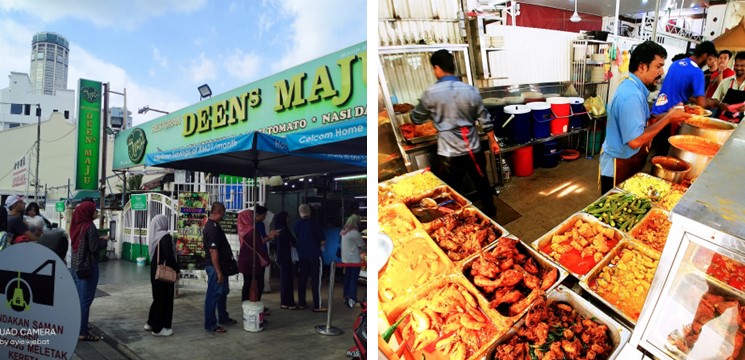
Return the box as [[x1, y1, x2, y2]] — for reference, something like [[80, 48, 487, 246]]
[[496, 156, 602, 243]]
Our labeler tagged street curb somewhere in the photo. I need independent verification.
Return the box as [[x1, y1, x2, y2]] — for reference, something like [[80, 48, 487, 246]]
[[91, 324, 145, 360]]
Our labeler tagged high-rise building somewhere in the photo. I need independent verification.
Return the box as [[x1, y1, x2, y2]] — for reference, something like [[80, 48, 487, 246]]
[[29, 32, 69, 95]]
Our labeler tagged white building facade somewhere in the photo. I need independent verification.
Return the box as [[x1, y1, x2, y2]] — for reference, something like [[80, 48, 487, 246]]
[[0, 72, 76, 130]]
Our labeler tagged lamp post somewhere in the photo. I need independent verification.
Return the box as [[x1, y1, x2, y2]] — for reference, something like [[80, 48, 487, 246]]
[[137, 106, 169, 115], [35, 104, 41, 201]]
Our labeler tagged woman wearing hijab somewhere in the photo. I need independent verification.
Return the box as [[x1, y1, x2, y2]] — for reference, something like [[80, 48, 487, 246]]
[[341, 214, 365, 309], [237, 206, 277, 303], [145, 214, 179, 336], [70, 201, 110, 341], [273, 211, 298, 309]]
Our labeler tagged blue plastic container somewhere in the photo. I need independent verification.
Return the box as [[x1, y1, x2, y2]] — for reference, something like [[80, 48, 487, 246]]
[[568, 97, 588, 130], [539, 140, 563, 168], [527, 102, 553, 139], [503, 105, 532, 144], [483, 98, 507, 139]]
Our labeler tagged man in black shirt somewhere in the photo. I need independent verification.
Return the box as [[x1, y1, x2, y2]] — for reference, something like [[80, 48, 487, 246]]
[[203, 202, 235, 333]]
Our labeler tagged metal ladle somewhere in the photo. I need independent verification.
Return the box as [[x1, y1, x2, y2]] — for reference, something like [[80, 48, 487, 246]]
[[411, 198, 455, 216]]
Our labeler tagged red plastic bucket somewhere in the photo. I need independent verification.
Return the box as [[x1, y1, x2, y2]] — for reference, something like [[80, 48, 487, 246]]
[[547, 97, 570, 135], [513, 145, 534, 177]]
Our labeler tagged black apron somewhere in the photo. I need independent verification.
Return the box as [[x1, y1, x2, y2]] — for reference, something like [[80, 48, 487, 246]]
[[719, 79, 745, 123]]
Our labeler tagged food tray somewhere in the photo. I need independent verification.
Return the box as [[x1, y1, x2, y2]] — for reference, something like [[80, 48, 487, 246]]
[[583, 190, 652, 232], [462, 236, 569, 322], [618, 172, 674, 200], [656, 188, 686, 212], [690, 246, 745, 294], [580, 240, 661, 325], [403, 185, 472, 225], [425, 206, 509, 266], [378, 169, 445, 207], [532, 212, 626, 280], [379, 229, 455, 314], [378, 203, 424, 244], [627, 208, 672, 253], [386, 274, 506, 360], [485, 285, 630, 360]]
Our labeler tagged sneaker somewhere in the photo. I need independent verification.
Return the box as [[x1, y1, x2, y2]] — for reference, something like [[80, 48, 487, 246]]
[[144, 323, 152, 331], [346, 298, 356, 309], [152, 328, 173, 337]]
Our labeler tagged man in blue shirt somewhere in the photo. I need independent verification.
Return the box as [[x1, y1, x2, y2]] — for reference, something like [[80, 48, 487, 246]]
[[411, 50, 500, 217], [600, 41, 689, 194], [650, 41, 717, 154]]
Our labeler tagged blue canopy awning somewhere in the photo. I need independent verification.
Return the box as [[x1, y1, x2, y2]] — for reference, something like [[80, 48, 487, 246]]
[[144, 131, 364, 178]]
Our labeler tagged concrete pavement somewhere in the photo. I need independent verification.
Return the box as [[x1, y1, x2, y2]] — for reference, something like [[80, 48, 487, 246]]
[[77, 260, 363, 360]]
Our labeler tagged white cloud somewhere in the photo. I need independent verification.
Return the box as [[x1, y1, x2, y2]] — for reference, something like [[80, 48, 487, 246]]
[[0, 18, 34, 81], [272, 0, 366, 72], [0, 0, 208, 30], [67, 44, 190, 125], [151, 46, 168, 68], [186, 53, 217, 83], [224, 49, 261, 81]]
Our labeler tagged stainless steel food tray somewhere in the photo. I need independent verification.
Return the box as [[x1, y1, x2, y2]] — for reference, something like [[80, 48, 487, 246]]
[[579, 240, 661, 325], [405, 134, 437, 144], [582, 190, 653, 233], [461, 235, 569, 324], [403, 184, 472, 225], [617, 171, 674, 199], [385, 274, 504, 360], [627, 207, 671, 253], [532, 212, 627, 280], [425, 206, 510, 266], [485, 285, 631, 360]]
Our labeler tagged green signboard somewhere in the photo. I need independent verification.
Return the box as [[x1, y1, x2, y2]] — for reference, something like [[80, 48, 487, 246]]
[[55, 201, 65, 212], [76, 79, 102, 190], [131, 194, 147, 210], [113, 42, 367, 170]]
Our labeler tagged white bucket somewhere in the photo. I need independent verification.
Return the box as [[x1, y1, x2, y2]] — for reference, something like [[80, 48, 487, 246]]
[[136, 257, 146, 267], [242, 301, 264, 332]]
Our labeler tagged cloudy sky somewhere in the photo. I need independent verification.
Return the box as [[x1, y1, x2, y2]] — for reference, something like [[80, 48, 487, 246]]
[[0, 0, 367, 125]]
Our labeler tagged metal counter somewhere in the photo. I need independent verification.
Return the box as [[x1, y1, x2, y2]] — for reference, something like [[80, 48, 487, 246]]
[[630, 123, 745, 359]]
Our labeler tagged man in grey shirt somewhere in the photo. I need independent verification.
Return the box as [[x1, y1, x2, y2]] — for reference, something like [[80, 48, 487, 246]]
[[411, 49, 500, 217]]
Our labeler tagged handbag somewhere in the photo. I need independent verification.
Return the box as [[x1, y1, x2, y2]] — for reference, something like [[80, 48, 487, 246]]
[[155, 241, 178, 283], [222, 257, 239, 276]]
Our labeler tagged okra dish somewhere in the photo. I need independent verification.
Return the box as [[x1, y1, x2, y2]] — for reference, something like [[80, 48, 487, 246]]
[[584, 192, 652, 232]]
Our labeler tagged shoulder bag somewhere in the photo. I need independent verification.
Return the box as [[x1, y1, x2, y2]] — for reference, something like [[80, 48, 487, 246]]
[[221, 249, 239, 276], [155, 241, 178, 283]]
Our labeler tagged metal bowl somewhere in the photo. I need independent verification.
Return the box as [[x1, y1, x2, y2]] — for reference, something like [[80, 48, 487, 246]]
[[650, 156, 691, 184], [679, 116, 736, 144], [668, 135, 722, 180]]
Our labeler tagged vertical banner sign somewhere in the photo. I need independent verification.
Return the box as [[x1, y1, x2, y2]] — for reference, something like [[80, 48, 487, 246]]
[[75, 79, 102, 190], [176, 192, 208, 269]]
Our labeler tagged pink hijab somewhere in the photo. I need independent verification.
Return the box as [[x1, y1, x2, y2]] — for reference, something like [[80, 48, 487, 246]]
[[237, 209, 254, 242]]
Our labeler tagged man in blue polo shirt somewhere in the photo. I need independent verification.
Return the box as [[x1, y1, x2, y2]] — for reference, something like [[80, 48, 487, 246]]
[[600, 41, 690, 194], [650, 41, 718, 154]]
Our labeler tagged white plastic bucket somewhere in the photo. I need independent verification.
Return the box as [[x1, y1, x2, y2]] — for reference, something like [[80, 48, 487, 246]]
[[242, 301, 264, 332], [136, 257, 146, 266]]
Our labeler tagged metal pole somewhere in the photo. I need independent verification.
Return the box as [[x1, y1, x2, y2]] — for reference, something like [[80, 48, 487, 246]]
[[614, 0, 620, 37], [315, 261, 344, 336], [99, 83, 109, 228], [35, 104, 41, 200], [122, 87, 127, 130], [651, 0, 662, 41]]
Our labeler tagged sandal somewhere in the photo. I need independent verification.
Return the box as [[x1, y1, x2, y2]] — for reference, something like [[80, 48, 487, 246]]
[[280, 305, 297, 310], [296, 304, 308, 310], [210, 326, 227, 333], [78, 334, 100, 342], [312, 307, 328, 313]]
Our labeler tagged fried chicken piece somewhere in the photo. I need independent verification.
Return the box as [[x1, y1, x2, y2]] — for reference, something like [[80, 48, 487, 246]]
[[475, 269, 523, 290], [561, 338, 582, 358], [509, 292, 537, 316], [524, 258, 539, 274], [489, 289, 524, 308], [540, 267, 558, 291], [514, 264, 540, 290]]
